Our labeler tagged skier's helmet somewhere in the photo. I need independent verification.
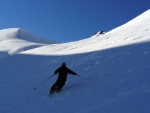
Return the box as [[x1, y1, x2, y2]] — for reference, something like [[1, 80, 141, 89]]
[[62, 62, 66, 67]]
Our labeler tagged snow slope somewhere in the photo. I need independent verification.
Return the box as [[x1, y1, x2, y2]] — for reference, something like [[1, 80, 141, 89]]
[[21, 10, 150, 55], [0, 28, 56, 56], [0, 10, 150, 113]]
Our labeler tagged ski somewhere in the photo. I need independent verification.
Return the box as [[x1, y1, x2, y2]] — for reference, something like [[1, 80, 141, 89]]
[[48, 93, 53, 97], [48, 91, 60, 97]]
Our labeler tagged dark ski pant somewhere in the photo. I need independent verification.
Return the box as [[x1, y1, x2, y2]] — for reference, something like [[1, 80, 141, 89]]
[[50, 80, 65, 93]]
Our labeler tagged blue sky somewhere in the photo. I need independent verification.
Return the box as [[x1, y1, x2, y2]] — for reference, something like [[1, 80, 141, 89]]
[[0, 0, 149, 42]]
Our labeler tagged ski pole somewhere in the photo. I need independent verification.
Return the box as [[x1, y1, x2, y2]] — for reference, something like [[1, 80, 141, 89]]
[[76, 74, 89, 80], [34, 74, 55, 90], [41, 74, 55, 84]]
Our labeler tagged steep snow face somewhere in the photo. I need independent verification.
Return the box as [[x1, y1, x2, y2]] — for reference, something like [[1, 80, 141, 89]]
[[108, 9, 150, 34], [21, 10, 150, 55], [0, 28, 56, 56]]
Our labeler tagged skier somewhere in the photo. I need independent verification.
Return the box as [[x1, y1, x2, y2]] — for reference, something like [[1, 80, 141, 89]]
[[49, 62, 77, 95]]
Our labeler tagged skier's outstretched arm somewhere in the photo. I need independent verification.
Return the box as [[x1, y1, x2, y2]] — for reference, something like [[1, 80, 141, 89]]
[[54, 67, 60, 74], [67, 68, 77, 75]]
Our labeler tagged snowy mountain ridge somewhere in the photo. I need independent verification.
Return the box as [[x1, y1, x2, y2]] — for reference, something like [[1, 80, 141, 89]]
[[109, 9, 150, 34], [21, 9, 150, 55], [0, 9, 150, 56], [0, 10, 150, 113], [0, 28, 56, 43], [0, 28, 56, 56]]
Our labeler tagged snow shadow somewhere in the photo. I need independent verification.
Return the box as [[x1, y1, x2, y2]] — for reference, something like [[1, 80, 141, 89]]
[[0, 42, 150, 113]]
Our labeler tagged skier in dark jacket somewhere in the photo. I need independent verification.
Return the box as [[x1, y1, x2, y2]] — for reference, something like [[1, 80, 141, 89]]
[[49, 62, 77, 95]]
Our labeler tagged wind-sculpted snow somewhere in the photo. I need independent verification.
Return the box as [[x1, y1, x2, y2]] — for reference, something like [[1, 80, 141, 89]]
[[0, 10, 150, 113]]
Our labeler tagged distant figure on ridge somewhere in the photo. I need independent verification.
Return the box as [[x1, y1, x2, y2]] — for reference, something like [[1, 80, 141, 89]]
[[49, 62, 77, 96]]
